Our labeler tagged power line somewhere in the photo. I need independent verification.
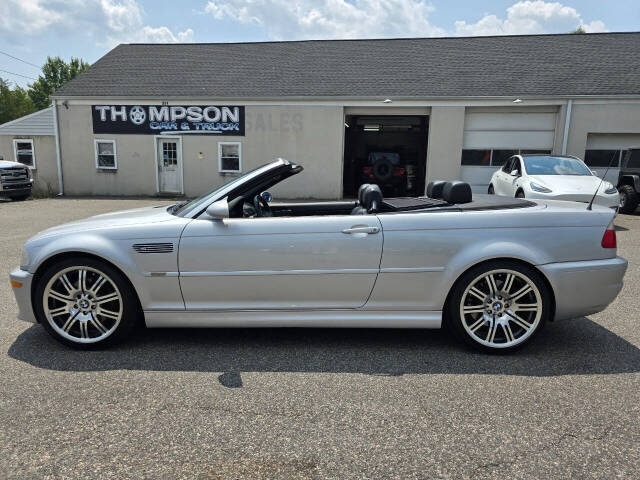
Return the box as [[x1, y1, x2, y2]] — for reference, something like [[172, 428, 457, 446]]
[[0, 69, 37, 81], [0, 50, 41, 69]]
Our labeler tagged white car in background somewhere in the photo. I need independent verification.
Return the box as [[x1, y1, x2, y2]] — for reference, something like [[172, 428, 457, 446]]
[[488, 154, 619, 209]]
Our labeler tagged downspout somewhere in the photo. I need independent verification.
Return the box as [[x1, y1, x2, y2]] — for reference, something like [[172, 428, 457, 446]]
[[52, 100, 64, 195], [561, 99, 573, 155]]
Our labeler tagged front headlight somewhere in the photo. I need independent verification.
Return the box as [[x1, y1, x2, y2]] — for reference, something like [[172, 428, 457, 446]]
[[602, 182, 617, 195], [530, 181, 552, 193], [20, 247, 30, 270]]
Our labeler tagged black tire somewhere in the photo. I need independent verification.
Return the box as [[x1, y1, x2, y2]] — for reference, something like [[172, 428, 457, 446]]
[[33, 256, 140, 349], [515, 190, 525, 198], [372, 158, 394, 182], [618, 185, 638, 214], [10, 194, 29, 201], [446, 260, 551, 353], [488, 184, 495, 194]]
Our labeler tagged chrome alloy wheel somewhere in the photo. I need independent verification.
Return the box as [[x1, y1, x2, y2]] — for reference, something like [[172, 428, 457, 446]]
[[43, 266, 123, 343], [459, 269, 543, 349]]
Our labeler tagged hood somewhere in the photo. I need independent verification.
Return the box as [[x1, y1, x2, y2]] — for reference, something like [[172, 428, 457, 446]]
[[528, 174, 608, 193], [29, 205, 175, 241], [0, 160, 27, 169]]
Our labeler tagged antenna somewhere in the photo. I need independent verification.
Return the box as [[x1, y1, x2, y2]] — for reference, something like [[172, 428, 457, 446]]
[[586, 151, 618, 211]]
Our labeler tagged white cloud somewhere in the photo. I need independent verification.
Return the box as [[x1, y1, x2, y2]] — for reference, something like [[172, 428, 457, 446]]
[[454, 1, 607, 36], [204, 0, 445, 39], [0, 0, 194, 45]]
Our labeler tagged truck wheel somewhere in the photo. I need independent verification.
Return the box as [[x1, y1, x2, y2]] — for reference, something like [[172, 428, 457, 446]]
[[34, 256, 140, 349], [618, 185, 638, 214], [10, 194, 30, 201], [446, 260, 550, 353]]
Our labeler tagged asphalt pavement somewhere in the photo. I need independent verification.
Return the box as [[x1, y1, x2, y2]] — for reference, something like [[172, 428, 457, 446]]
[[0, 197, 638, 479]]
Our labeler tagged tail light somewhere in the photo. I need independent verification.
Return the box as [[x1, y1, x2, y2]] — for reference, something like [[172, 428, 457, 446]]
[[601, 219, 617, 248], [393, 167, 406, 177], [363, 166, 374, 180]]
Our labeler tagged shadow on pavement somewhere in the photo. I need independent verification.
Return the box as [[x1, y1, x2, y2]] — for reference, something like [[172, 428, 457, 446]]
[[8, 316, 640, 380]]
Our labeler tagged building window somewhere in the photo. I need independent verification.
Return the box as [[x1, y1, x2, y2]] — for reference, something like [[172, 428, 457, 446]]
[[461, 148, 551, 166], [218, 142, 241, 173], [13, 139, 35, 169], [584, 150, 621, 168], [94, 139, 117, 170]]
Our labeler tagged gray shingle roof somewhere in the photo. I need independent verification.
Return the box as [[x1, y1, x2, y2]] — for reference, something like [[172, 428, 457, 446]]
[[54, 32, 640, 98]]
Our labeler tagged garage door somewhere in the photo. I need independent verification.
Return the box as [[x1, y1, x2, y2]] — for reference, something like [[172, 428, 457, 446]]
[[460, 108, 557, 192], [585, 133, 640, 183]]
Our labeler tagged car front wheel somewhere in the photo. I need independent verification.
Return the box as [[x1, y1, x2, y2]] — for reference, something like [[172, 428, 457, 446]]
[[488, 184, 495, 194], [34, 256, 139, 349], [447, 261, 550, 353]]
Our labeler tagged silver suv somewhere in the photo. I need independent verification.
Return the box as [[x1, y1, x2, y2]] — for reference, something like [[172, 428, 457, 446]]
[[0, 160, 32, 201]]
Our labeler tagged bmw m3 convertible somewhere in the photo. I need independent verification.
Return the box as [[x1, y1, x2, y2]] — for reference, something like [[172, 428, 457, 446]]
[[10, 159, 627, 352]]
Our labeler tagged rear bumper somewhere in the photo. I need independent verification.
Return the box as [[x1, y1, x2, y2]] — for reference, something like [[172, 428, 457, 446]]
[[9, 268, 36, 323], [540, 257, 627, 320]]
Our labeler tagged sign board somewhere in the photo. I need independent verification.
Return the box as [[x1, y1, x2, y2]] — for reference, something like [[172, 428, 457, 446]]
[[92, 105, 245, 135]]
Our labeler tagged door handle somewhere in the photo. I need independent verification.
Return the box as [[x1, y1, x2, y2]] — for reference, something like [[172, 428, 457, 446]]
[[342, 226, 380, 235]]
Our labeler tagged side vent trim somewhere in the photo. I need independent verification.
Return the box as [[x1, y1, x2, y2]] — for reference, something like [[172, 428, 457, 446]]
[[132, 243, 174, 254]]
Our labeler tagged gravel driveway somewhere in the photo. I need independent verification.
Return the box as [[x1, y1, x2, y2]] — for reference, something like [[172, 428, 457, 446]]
[[1, 197, 639, 479]]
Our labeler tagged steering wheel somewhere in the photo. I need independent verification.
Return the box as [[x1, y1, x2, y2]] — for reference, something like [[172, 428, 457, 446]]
[[253, 193, 272, 217]]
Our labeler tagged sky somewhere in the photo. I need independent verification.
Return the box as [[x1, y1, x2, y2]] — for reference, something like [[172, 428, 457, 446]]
[[1, 0, 638, 88]]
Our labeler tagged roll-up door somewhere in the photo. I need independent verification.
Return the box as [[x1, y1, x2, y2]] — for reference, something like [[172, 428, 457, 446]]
[[460, 108, 557, 192], [585, 133, 640, 183]]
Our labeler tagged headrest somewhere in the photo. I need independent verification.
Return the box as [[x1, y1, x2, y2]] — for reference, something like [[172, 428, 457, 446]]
[[442, 181, 472, 204], [358, 183, 371, 204], [426, 180, 447, 199], [361, 184, 383, 213]]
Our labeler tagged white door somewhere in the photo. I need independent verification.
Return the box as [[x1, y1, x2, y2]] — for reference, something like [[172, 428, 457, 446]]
[[157, 138, 182, 193]]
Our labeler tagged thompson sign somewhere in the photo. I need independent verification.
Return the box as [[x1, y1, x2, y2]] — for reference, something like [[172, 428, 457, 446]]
[[92, 105, 245, 135]]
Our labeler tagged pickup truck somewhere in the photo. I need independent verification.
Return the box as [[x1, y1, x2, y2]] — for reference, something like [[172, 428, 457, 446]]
[[0, 160, 32, 201]]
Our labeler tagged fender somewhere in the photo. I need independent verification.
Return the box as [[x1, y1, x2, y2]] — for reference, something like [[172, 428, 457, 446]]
[[434, 238, 553, 309], [28, 233, 159, 311]]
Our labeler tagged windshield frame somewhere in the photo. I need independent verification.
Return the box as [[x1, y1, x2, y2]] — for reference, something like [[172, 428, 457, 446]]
[[170, 159, 297, 218], [522, 155, 593, 177]]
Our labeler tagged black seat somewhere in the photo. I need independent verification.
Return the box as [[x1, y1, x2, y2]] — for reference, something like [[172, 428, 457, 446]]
[[426, 180, 447, 199], [442, 181, 472, 204], [361, 184, 383, 213], [351, 183, 371, 214], [351, 184, 382, 214]]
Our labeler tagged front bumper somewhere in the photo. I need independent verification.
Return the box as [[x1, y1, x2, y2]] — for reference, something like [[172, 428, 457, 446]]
[[539, 257, 627, 320], [9, 268, 36, 323]]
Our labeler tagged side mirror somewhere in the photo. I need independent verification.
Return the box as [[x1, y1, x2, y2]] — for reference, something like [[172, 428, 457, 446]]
[[205, 198, 229, 220], [510, 169, 520, 177], [260, 191, 273, 203]]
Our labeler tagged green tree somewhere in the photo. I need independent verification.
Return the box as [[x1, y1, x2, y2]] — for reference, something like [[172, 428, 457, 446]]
[[571, 26, 586, 34], [0, 78, 36, 124], [28, 56, 90, 110]]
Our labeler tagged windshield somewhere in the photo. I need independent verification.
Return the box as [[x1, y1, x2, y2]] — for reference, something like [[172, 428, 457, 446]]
[[171, 163, 277, 217], [523, 156, 592, 176]]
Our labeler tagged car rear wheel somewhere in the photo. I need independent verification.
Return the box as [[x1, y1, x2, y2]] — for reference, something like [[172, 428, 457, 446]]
[[34, 256, 139, 349], [488, 185, 495, 194], [515, 190, 525, 198], [447, 261, 550, 353], [618, 185, 638, 214]]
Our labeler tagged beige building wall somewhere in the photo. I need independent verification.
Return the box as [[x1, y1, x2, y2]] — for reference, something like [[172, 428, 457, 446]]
[[565, 103, 640, 158], [0, 134, 59, 194], [57, 103, 344, 199], [425, 106, 465, 185]]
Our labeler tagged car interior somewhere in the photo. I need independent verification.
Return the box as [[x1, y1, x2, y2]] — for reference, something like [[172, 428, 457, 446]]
[[200, 161, 533, 219]]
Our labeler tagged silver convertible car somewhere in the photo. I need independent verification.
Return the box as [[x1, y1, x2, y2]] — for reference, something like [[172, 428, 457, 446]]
[[10, 159, 627, 352]]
